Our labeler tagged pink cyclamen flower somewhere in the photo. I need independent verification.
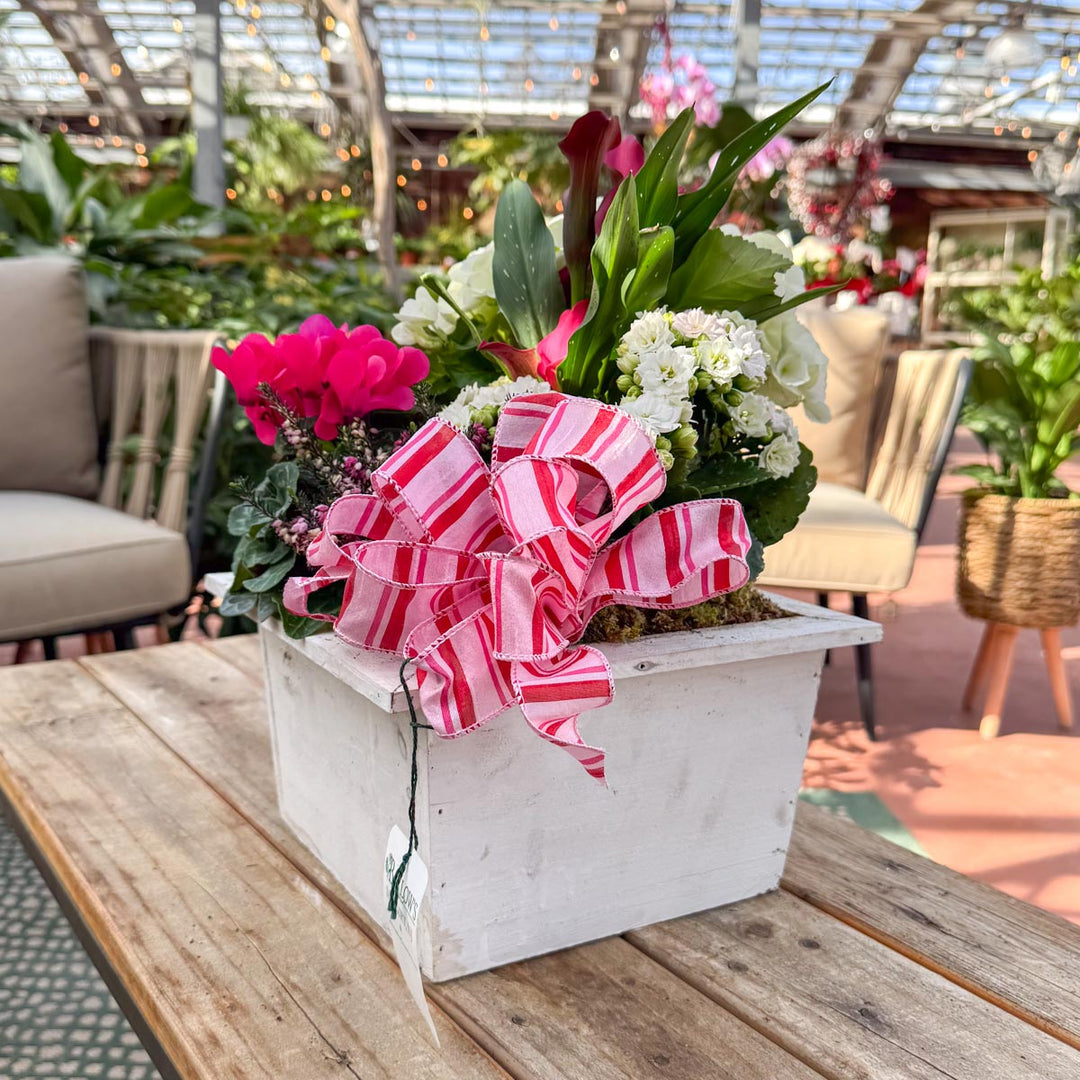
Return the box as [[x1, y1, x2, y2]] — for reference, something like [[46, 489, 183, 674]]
[[211, 315, 429, 446]]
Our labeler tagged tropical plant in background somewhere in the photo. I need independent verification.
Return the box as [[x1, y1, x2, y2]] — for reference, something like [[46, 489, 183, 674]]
[[448, 129, 569, 216], [388, 84, 838, 586], [958, 262, 1080, 499]]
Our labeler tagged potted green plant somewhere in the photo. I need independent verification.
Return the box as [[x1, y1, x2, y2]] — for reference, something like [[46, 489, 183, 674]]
[[956, 261, 1080, 631]]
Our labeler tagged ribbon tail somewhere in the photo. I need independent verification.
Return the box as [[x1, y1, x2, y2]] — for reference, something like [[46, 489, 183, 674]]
[[513, 647, 614, 785], [281, 565, 351, 621]]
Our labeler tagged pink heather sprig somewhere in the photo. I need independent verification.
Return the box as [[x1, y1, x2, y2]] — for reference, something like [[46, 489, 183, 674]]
[[212, 314, 430, 446]]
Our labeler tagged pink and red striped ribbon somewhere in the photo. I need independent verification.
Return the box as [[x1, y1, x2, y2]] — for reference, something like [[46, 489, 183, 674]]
[[283, 393, 751, 783]]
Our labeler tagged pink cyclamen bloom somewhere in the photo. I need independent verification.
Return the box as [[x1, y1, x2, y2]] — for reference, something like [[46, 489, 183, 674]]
[[211, 314, 429, 446]]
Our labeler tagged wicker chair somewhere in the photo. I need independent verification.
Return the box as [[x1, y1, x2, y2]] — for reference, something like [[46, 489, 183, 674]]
[[758, 348, 973, 739], [0, 304, 227, 658]]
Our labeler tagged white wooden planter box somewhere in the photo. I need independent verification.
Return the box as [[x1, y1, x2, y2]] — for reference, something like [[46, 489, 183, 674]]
[[257, 594, 879, 981]]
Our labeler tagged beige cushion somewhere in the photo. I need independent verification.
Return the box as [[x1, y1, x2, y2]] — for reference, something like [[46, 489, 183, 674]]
[[757, 482, 917, 593], [793, 308, 889, 490], [0, 492, 191, 638], [0, 257, 99, 498]]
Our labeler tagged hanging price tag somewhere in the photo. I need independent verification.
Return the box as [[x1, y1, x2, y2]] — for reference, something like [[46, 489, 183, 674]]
[[383, 826, 439, 1045]]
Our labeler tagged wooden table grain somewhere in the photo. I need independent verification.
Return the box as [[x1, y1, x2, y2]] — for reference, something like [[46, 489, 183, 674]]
[[1, 637, 1078, 1080]]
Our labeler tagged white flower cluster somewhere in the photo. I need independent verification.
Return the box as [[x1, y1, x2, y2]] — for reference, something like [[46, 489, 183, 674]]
[[438, 376, 551, 432], [391, 218, 564, 348], [614, 304, 819, 479]]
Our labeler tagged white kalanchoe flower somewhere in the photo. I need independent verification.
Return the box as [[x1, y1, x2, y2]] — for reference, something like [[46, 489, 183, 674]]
[[619, 390, 685, 436], [759, 434, 801, 478], [439, 384, 480, 430], [729, 391, 773, 438], [619, 309, 674, 356], [773, 265, 806, 302], [437, 376, 550, 431], [446, 246, 495, 311], [715, 311, 769, 382], [671, 307, 724, 341], [391, 286, 457, 346], [634, 345, 698, 394], [695, 336, 742, 385]]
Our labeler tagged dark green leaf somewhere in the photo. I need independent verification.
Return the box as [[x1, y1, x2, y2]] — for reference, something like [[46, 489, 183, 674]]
[[673, 82, 831, 258], [243, 551, 297, 593], [492, 179, 565, 347], [634, 109, 695, 228], [666, 231, 788, 311], [227, 501, 272, 536], [744, 281, 846, 323], [255, 460, 299, 518], [689, 452, 772, 496], [220, 587, 257, 618], [741, 444, 817, 549]]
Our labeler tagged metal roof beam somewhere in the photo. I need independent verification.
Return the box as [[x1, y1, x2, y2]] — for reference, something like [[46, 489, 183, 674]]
[[18, 0, 147, 138], [589, 0, 667, 126]]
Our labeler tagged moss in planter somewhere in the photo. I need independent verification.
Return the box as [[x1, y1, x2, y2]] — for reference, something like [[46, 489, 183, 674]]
[[582, 587, 788, 644]]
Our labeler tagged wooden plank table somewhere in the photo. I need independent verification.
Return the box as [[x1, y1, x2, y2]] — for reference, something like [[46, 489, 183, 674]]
[[1, 637, 1078, 1080]]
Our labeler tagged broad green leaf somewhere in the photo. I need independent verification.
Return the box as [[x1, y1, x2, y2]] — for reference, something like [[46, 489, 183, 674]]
[[666, 230, 788, 311], [741, 444, 817, 549], [134, 182, 197, 229], [634, 108, 695, 228], [17, 129, 71, 233], [243, 550, 297, 593], [278, 602, 334, 638], [48, 130, 86, 195], [219, 588, 257, 618], [492, 179, 565, 347], [673, 82, 831, 258], [0, 188, 52, 243], [227, 501, 272, 537], [688, 452, 772, 496], [744, 281, 846, 323]]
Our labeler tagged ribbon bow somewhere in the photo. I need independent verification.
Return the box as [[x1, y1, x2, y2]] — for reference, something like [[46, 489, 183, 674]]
[[283, 393, 751, 783]]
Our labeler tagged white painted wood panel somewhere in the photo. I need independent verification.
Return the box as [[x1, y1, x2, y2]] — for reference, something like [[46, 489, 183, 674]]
[[259, 602, 877, 980]]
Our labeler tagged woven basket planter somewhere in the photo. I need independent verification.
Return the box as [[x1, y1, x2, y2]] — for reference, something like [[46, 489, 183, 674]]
[[958, 492, 1080, 629]]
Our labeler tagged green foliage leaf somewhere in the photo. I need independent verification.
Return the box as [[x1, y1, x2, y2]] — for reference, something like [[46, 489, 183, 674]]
[[219, 588, 257, 618], [688, 452, 772, 496], [634, 108, 695, 228], [256, 461, 299, 518], [491, 179, 565, 348], [742, 281, 846, 323], [673, 82, 831, 258], [666, 231, 788, 311], [740, 444, 817, 549], [243, 550, 297, 593], [227, 501, 272, 537]]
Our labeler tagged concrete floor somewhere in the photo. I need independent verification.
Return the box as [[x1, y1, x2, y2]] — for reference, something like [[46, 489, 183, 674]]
[[5, 432, 1079, 924]]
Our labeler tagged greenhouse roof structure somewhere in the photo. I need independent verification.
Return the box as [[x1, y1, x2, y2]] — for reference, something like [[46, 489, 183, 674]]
[[1, 0, 1079, 149]]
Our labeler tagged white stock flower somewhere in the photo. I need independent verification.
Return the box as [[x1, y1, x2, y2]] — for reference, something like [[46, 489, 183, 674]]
[[635, 345, 697, 393], [773, 265, 806, 302], [729, 392, 772, 438], [759, 434, 801, 478], [447, 245, 495, 311], [619, 391, 685, 435], [758, 311, 831, 421], [391, 286, 457, 346], [671, 307, 724, 340], [620, 309, 673, 356]]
